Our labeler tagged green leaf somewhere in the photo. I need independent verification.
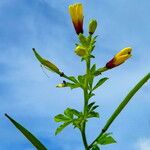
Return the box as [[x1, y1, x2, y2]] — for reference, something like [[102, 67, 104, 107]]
[[72, 115, 84, 128], [55, 121, 72, 135], [91, 64, 96, 73], [69, 109, 81, 117], [91, 105, 99, 111], [92, 77, 108, 91], [66, 82, 80, 90], [87, 102, 96, 111], [90, 54, 95, 58], [88, 92, 95, 99], [78, 75, 85, 84], [5, 114, 47, 150], [64, 108, 74, 119], [97, 133, 116, 145], [88, 111, 100, 118], [92, 144, 100, 150], [54, 114, 70, 122], [68, 76, 78, 83]]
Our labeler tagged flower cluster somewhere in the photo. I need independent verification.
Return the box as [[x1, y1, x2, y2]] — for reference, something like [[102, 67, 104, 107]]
[[68, 3, 132, 71]]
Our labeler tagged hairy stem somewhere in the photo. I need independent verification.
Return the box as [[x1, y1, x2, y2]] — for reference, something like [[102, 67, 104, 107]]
[[89, 73, 150, 148]]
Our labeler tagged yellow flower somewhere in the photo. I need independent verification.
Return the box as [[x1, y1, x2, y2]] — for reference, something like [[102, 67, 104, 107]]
[[106, 47, 132, 69], [69, 3, 84, 34], [75, 45, 87, 57]]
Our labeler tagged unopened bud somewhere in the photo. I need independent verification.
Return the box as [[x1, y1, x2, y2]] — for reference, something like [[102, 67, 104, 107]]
[[75, 45, 87, 57], [33, 48, 60, 74], [89, 20, 97, 35]]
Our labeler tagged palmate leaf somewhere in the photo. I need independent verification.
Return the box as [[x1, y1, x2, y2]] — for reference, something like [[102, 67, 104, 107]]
[[5, 114, 47, 150], [54, 108, 82, 134]]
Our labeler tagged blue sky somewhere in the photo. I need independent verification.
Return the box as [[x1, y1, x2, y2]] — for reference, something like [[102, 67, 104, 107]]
[[0, 0, 150, 149]]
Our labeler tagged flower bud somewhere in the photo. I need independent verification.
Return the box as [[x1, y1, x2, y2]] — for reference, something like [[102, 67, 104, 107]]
[[89, 20, 97, 35], [56, 83, 66, 88], [69, 3, 84, 35], [75, 45, 87, 57], [33, 48, 60, 74], [56, 81, 67, 88], [106, 47, 132, 69]]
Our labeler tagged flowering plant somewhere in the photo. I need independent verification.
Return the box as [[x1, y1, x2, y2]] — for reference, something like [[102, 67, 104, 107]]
[[5, 3, 150, 150]]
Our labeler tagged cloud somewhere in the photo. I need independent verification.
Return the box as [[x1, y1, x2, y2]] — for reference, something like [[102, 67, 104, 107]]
[[136, 138, 150, 150]]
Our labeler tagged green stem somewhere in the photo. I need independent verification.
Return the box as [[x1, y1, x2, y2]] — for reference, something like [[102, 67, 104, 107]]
[[61, 73, 76, 83], [94, 67, 108, 76], [89, 73, 150, 148], [81, 58, 91, 150]]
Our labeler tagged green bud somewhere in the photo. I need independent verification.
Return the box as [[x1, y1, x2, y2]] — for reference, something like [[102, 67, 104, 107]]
[[75, 45, 87, 57], [89, 20, 97, 35], [32, 48, 60, 74]]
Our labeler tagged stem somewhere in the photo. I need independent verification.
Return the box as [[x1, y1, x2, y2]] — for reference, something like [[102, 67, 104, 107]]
[[94, 67, 108, 76], [89, 73, 150, 148], [61, 73, 76, 83], [80, 58, 91, 150]]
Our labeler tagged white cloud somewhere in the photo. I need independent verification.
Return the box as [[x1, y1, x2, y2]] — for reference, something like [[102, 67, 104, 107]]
[[136, 138, 150, 150]]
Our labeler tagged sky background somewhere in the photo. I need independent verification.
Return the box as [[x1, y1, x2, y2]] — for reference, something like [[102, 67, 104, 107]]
[[0, 0, 150, 150]]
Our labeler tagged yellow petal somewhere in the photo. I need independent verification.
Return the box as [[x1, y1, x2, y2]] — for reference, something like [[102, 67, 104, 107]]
[[114, 54, 131, 65], [115, 47, 132, 58]]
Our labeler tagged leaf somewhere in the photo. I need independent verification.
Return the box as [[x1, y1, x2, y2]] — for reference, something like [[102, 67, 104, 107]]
[[97, 133, 116, 145], [92, 144, 100, 150], [66, 82, 80, 90], [87, 102, 96, 111], [72, 115, 84, 128], [93, 35, 98, 41], [69, 109, 81, 117], [68, 76, 78, 83], [92, 77, 108, 91], [55, 121, 72, 135], [91, 64, 96, 73], [64, 108, 81, 118], [5, 114, 47, 150], [88, 111, 100, 118], [78, 75, 85, 84], [91, 105, 99, 111], [64, 108, 74, 119], [88, 92, 95, 99], [54, 114, 70, 122], [90, 54, 95, 58]]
